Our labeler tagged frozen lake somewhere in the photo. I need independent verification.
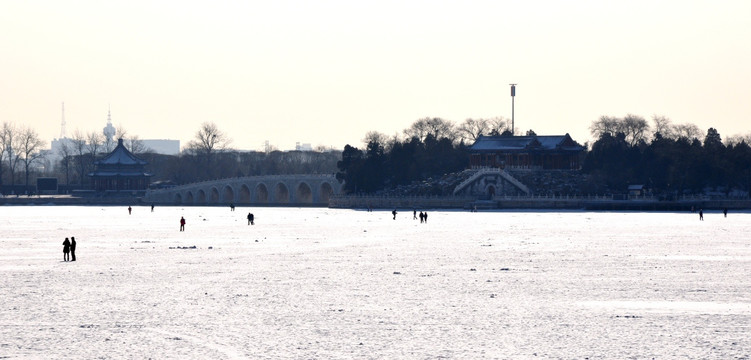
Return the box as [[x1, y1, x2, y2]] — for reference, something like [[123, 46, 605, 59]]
[[1, 205, 750, 359]]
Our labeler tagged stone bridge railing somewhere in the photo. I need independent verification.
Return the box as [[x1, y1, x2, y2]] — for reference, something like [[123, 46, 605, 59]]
[[144, 174, 343, 206]]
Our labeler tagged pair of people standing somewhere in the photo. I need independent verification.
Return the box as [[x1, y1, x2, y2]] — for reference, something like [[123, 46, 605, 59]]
[[62, 237, 77, 262]]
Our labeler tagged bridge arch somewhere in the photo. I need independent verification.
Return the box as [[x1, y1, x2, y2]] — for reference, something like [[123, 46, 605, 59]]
[[222, 185, 235, 203], [275, 182, 289, 203], [239, 184, 251, 203], [145, 175, 342, 206], [209, 187, 220, 203], [296, 182, 313, 203], [256, 183, 269, 203], [320, 182, 334, 203]]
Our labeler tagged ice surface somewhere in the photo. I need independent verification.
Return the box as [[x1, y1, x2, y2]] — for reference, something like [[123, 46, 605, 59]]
[[1, 206, 750, 358]]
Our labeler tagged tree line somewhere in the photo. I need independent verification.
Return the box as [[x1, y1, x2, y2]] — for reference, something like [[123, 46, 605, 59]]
[[337, 114, 751, 197], [584, 114, 751, 196], [3, 114, 750, 197], [335, 116, 520, 193], [0, 121, 340, 193]]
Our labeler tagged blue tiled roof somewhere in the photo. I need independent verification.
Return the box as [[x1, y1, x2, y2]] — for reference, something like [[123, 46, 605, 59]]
[[94, 139, 148, 166], [470, 134, 584, 152]]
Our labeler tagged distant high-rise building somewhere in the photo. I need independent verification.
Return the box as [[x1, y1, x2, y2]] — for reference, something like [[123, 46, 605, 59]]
[[140, 139, 180, 155], [295, 142, 313, 151]]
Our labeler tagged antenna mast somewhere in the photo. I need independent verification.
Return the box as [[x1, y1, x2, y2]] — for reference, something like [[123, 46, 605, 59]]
[[509, 84, 516, 135], [60, 102, 67, 138]]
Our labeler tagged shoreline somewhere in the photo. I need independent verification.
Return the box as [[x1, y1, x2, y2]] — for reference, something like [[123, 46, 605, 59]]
[[3, 194, 750, 211]]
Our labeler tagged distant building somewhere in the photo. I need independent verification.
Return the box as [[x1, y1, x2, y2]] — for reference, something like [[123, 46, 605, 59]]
[[469, 134, 585, 170], [141, 139, 180, 155], [295, 142, 313, 151], [88, 138, 152, 191]]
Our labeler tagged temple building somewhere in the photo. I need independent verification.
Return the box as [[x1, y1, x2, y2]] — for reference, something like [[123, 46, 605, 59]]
[[89, 138, 152, 191], [469, 134, 585, 170]]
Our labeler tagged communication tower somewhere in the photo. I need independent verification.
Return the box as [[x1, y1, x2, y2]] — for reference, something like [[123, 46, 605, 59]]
[[103, 105, 116, 142], [509, 84, 516, 135]]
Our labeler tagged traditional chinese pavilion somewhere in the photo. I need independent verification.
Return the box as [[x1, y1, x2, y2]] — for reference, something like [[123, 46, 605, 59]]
[[89, 138, 152, 191], [469, 134, 585, 170]]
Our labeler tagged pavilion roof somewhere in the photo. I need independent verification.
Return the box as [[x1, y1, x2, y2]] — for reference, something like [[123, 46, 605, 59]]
[[94, 138, 148, 166], [470, 134, 584, 152]]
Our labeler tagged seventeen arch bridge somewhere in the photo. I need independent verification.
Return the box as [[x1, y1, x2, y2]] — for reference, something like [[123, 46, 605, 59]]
[[144, 174, 342, 206]]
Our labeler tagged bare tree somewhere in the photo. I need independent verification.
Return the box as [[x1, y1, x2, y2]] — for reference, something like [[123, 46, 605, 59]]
[[590, 114, 649, 146], [403, 117, 431, 141], [457, 118, 490, 143], [115, 124, 128, 140], [186, 122, 232, 179], [71, 130, 88, 185], [488, 116, 513, 135], [621, 114, 650, 146], [589, 115, 621, 139], [19, 126, 46, 187], [651, 115, 674, 139], [725, 133, 751, 146], [362, 131, 389, 149], [57, 140, 73, 185], [404, 117, 456, 141], [87, 132, 103, 161], [0, 122, 14, 186], [6, 123, 23, 186], [674, 123, 702, 141], [126, 135, 149, 154]]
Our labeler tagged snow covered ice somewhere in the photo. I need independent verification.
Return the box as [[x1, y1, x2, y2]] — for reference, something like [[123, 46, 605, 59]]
[[1, 206, 750, 358]]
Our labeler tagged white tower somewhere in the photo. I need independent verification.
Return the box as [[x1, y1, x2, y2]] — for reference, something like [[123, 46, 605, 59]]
[[103, 105, 116, 142]]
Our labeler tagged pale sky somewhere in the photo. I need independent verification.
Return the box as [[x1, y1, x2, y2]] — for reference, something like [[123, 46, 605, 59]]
[[1, 0, 750, 151]]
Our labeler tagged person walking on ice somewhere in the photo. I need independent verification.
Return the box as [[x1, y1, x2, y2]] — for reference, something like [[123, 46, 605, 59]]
[[128, 206, 132, 215], [62, 237, 71, 262], [699, 209, 704, 221], [180, 216, 186, 231], [70, 237, 77, 261], [392, 209, 397, 220], [247, 213, 254, 225]]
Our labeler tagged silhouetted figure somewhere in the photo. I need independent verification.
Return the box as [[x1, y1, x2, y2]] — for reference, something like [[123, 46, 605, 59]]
[[392, 209, 397, 220], [70, 237, 77, 261], [62, 237, 71, 262], [424, 212, 428, 223], [699, 209, 704, 221], [247, 213, 254, 225], [151, 203, 155, 212], [230, 203, 235, 211], [413, 210, 417, 220], [180, 216, 186, 231], [419, 211, 424, 223], [723, 208, 728, 218], [128, 206, 132, 215]]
